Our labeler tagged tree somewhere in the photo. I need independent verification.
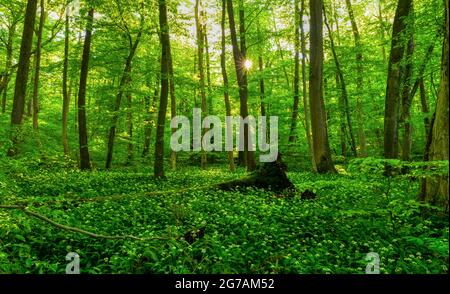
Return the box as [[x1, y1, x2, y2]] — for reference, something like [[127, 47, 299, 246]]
[[383, 0, 412, 159], [323, 4, 357, 158], [300, 0, 314, 170], [195, 0, 208, 169], [77, 7, 94, 170], [220, 0, 236, 172], [154, 0, 172, 178], [420, 0, 449, 211], [227, 0, 256, 172], [62, 0, 70, 156], [288, 0, 301, 143], [31, 0, 45, 130], [344, 0, 367, 157], [309, 0, 335, 173], [0, 2, 22, 114], [105, 23, 143, 169], [7, 0, 38, 156]]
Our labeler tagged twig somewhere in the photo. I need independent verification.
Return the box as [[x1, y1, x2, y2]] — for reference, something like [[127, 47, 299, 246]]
[[0, 205, 167, 241]]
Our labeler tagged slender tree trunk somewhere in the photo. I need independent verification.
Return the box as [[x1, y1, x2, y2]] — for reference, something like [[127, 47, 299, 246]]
[[400, 20, 415, 161], [309, 0, 335, 173], [154, 0, 172, 178], [289, 0, 301, 143], [323, 5, 357, 157], [77, 8, 94, 170], [169, 49, 177, 170], [203, 18, 213, 114], [420, 0, 449, 212], [345, 0, 367, 157], [220, 0, 236, 172], [31, 0, 45, 130], [378, 0, 387, 63], [62, 4, 70, 156], [1, 23, 17, 114], [300, 0, 314, 170], [142, 83, 159, 157], [227, 0, 256, 172], [195, 0, 208, 169], [419, 79, 431, 142], [8, 0, 38, 157], [126, 92, 133, 164], [105, 31, 141, 169], [384, 0, 412, 159]]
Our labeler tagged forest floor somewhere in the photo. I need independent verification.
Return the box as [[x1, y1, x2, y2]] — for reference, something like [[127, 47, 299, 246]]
[[0, 157, 448, 274]]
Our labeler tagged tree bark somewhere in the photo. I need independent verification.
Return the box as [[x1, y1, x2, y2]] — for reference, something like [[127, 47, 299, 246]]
[[31, 0, 45, 130], [8, 0, 38, 157], [421, 0, 449, 212], [126, 92, 133, 164], [345, 0, 367, 157], [220, 0, 236, 172], [300, 0, 314, 170], [288, 0, 301, 143], [169, 46, 177, 170], [227, 0, 256, 172], [62, 2, 70, 156], [309, 0, 335, 173], [400, 22, 415, 161], [1, 22, 17, 114], [142, 83, 159, 158], [195, 0, 208, 169], [323, 4, 357, 157], [77, 8, 94, 170], [383, 0, 412, 159], [154, 0, 172, 178], [105, 30, 142, 169]]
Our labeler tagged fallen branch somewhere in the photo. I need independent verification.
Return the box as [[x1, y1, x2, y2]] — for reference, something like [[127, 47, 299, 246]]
[[0, 205, 167, 241]]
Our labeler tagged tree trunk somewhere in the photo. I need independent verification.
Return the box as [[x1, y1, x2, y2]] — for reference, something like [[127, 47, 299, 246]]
[[31, 0, 45, 130], [195, 0, 208, 169], [62, 3, 70, 156], [220, 0, 236, 172], [1, 23, 17, 114], [169, 47, 177, 170], [126, 92, 133, 164], [142, 84, 159, 157], [400, 22, 415, 161], [288, 0, 301, 143], [300, 0, 314, 170], [419, 79, 431, 142], [77, 8, 94, 170], [203, 17, 213, 114], [309, 0, 335, 173], [227, 0, 256, 172], [323, 4, 357, 157], [383, 0, 412, 159], [105, 30, 142, 169], [345, 0, 367, 157], [378, 0, 387, 64], [154, 0, 172, 178], [8, 0, 38, 157], [420, 0, 449, 212]]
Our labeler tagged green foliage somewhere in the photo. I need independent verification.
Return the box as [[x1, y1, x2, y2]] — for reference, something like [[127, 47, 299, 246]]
[[0, 162, 447, 274]]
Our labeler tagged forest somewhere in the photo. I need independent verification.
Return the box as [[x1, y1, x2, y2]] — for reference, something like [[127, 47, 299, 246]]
[[0, 0, 448, 274]]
